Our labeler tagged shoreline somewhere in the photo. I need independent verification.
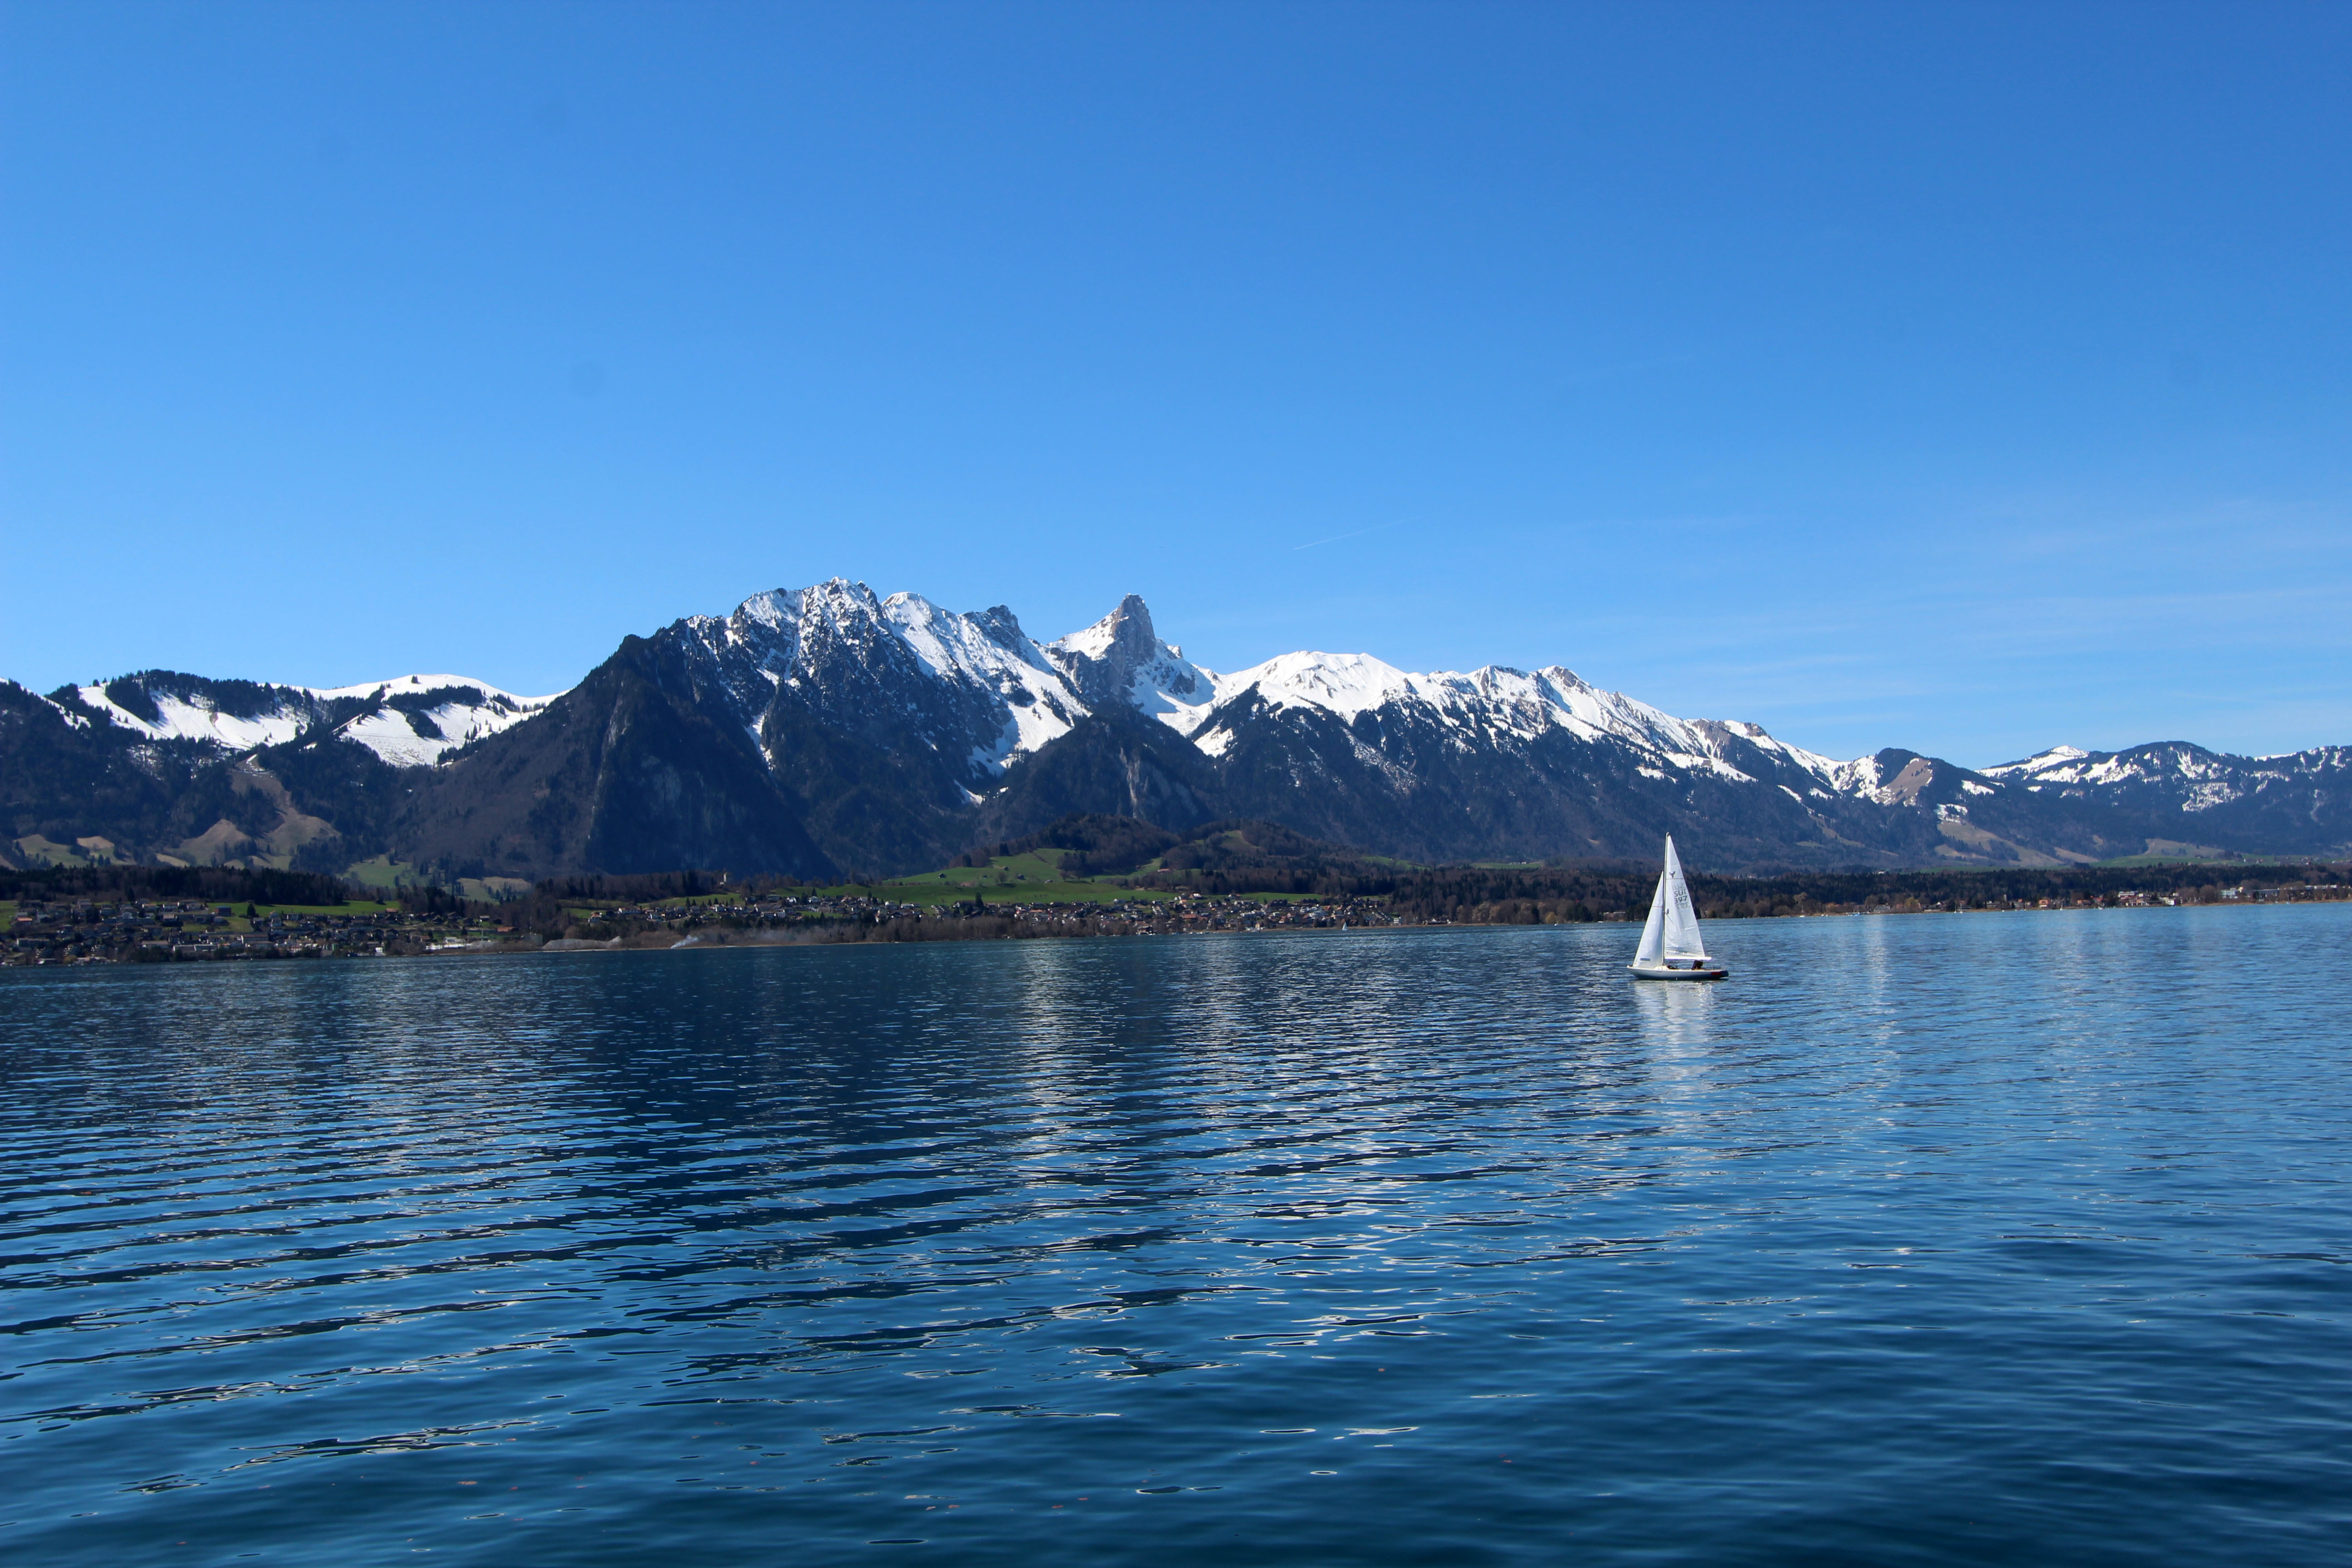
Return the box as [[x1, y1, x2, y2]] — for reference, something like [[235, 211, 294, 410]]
[[10, 889, 2347, 970]]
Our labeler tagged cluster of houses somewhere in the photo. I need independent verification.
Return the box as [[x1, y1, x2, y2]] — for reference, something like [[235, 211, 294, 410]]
[[567, 890, 1401, 943], [2104, 883, 2342, 908], [4, 887, 1406, 967], [3, 899, 506, 965]]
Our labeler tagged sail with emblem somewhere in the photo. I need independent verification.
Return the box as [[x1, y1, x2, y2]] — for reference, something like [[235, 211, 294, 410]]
[[1629, 835, 1725, 980]]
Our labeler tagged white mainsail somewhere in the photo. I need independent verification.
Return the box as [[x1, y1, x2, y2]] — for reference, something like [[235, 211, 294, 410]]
[[1634, 835, 1708, 965]]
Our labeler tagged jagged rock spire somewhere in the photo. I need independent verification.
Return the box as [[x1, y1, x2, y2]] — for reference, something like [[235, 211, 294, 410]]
[[1048, 594, 1160, 709]]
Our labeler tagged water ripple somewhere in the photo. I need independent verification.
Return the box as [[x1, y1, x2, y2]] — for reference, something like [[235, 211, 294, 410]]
[[5, 909, 2352, 1563]]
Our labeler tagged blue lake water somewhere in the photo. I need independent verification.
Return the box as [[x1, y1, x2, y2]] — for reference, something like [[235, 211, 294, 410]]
[[5, 906, 2352, 1565]]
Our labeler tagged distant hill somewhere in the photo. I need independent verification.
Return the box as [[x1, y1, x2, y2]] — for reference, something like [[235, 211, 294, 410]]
[[1125, 818, 1406, 897], [955, 813, 1402, 896], [956, 813, 1182, 877]]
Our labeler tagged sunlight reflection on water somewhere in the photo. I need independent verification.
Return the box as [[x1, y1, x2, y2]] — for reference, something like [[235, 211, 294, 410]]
[[5, 907, 2352, 1565]]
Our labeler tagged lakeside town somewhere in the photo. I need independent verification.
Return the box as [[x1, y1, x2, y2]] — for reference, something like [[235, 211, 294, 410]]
[[0, 888, 1409, 965]]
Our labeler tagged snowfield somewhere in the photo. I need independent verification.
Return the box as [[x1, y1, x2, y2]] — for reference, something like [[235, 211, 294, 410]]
[[72, 674, 563, 767]]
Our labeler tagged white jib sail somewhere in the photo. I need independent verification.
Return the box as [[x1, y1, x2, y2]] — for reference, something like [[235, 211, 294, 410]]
[[1635, 861, 1670, 965]]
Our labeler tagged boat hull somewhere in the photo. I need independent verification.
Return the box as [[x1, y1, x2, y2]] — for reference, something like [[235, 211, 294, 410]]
[[1628, 964, 1728, 981]]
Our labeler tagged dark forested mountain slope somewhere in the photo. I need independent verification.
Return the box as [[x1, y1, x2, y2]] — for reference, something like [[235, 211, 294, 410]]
[[392, 636, 838, 881]]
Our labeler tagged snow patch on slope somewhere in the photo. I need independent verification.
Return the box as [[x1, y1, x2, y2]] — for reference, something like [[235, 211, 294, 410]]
[[1983, 745, 2088, 780], [1045, 595, 1227, 735], [1227, 651, 1418, 723], [76, 673, 562, 766], [36, 695, 92, 730], [676, 579, 1094, 779], [1194, 652, 1859, 789], [882, 592, 1087, 765], [321, 677, 563, 767], [76, 685, 305, 752]]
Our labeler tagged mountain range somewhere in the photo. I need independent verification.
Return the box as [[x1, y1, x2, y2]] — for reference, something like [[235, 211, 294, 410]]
[[4, 579, 2346, 881]]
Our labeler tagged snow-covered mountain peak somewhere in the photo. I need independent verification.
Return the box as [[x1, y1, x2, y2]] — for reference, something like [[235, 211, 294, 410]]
[[882, 593, 1083, 739], [807, 576, 888, 626], [1230, 651, 1419, 722], [1976, 739, 2282, 809], [1050, 593, 1156, 665], [69, 671, 559, 767], [1048, 595, 1223, 734], [1171, 643, 1878, 794], [1829, 755, 1885, 795], [1984, 745, 2089, 779], [321, 676, 561, 767], [678, 581, 1091, 778], [733, 588, 797, 632], [708, 578, 895, 664], [310, 673, 556, 706]]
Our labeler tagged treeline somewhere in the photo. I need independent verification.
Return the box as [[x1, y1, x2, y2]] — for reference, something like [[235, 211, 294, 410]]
[[446, 869, 825, 939], [528, 870, 790, 902], [1136, 865, 1402, 897], [1392, 860, 2352, 925], [0, 862, 353, 906], [950, 813, 1406, 892], [1389, 866, 1650, 923], [1125, 819, 1407, 897], [1698, 861, 2348, 915]]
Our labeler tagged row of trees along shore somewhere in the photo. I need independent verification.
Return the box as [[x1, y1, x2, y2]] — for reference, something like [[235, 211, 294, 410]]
[[499, 859, 2349, 938], [7, 859, 2347, 943], [1383, 861, 2352, 926], [0, 866, 767, 926], [0, 863, 355, 906]]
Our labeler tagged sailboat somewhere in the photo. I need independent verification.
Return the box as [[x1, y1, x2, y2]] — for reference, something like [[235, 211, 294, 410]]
[[1628, 835, 1727, 980]]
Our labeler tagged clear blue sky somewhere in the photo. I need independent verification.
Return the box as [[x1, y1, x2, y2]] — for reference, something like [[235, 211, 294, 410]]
[[4, 1, 2347, 768]]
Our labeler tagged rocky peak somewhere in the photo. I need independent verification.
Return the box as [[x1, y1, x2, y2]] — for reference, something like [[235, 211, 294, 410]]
[[970, 605, 1031, 653], [1102, 593, 1155, 649], [1048, 594, 1162, 709]]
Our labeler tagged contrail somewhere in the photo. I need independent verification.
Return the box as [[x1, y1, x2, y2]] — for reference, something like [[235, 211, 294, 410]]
[[1294, 523, 1394, 551]]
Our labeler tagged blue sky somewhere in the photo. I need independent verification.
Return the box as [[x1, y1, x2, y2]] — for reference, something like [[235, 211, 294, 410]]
[[4, 0, 2347, 768]]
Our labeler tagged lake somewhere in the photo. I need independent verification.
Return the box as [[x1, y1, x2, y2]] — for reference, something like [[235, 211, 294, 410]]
[[5, 906, 2351, 1565]]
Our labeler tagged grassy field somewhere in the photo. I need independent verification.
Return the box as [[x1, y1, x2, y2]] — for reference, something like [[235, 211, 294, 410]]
[[344, 856, 436, 892], [854, 848, 1161, 905], [2094, 852, 2300, 869], [806, 848, 1179, 906], [532, 850, 1340, 914]]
